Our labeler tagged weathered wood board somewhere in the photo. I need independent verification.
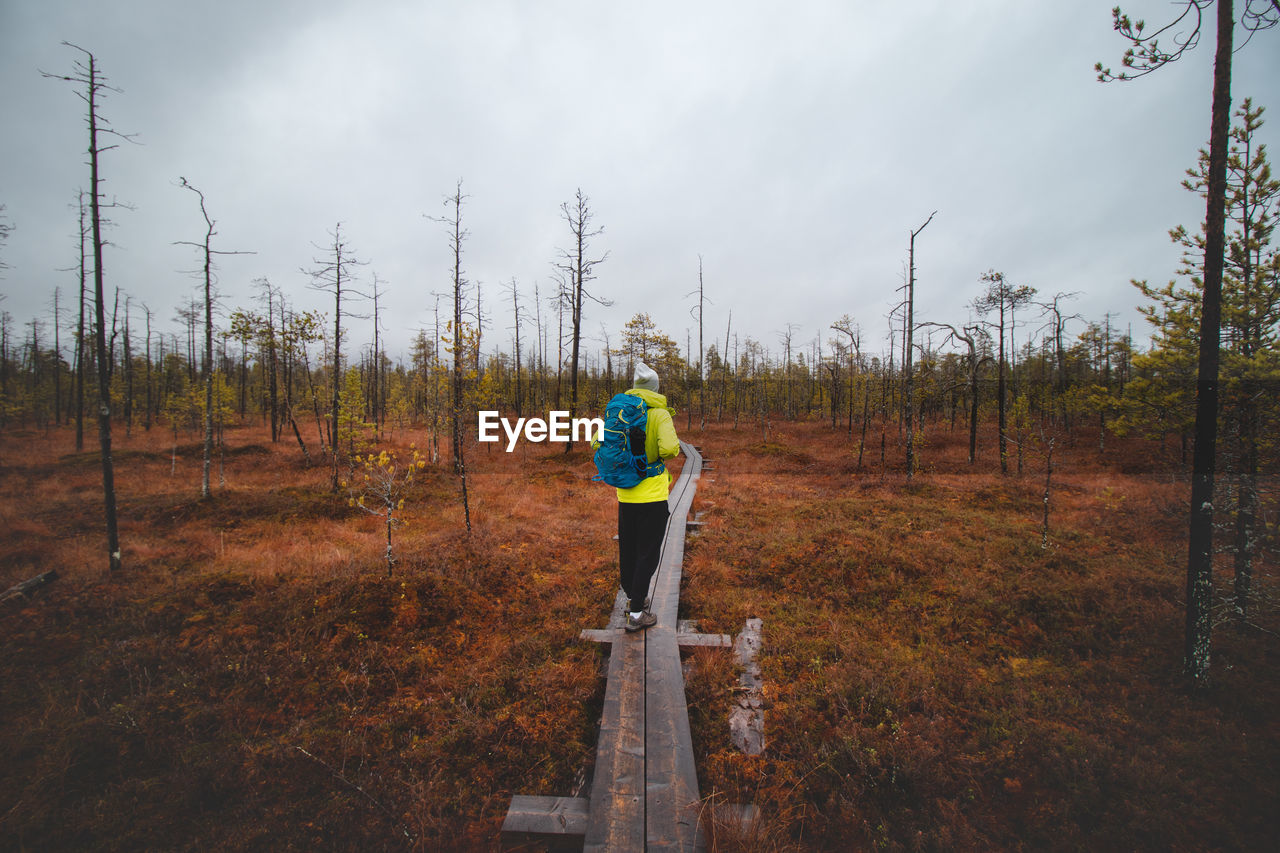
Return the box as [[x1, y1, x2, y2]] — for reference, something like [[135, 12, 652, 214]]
[[505, 441, 708, 851]]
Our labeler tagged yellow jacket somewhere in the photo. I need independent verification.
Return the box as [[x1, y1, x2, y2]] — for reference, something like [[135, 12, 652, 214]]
[[616, 388, 680, 504]]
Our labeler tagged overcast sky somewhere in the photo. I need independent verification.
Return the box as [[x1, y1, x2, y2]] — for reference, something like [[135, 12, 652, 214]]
[[2, 0, 1277, 373]]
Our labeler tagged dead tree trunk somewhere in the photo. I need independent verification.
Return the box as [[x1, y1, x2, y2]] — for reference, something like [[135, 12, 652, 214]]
[[177, 178, 251, 499], [45, 44, 126, 572], [696, 256, 707, 430], [305, 224, 365, 493], [74, 190, 87, 451], [557, 189, 609, 453], [904, 211, 936, 480], [434, 182, 472, 531]]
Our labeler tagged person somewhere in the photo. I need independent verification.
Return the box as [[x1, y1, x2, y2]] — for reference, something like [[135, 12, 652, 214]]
[[614, 361, 680, 632]]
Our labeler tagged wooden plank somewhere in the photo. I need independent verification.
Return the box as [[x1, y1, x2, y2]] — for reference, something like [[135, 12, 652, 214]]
[[645, 623, 704, 849], [606, 588, 629, 629], [583, 625, 647, 851], [642, 442, 705, 850], [730, 618, 765, 756], [580, 628, 730, 649], [576, 442, 709, 851], [500, 795, 588, 848], [507, 441, 712, 849], [677, 632, 732, 648], [649, 443, 700, 629]]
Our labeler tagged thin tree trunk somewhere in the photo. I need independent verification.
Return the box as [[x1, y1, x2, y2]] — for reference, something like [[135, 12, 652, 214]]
[[331, 270, 342, 492], [443, 184, 472, 531], [144, 308, 152, 431], [268, 293, 280, 442], [698, 256, 706, 431], [858, 374, 870, 470], [1184, 0, 1234, 683], [969, 365, 980, 464], [53, 289, 63, 427], [1041, 433, 1055, 548], [997, 300, 1008, 475], [904, 212, 935, 479], [86, 52, 121, 572], [75, 190, 87, 452], [123, 306, 133, 437]]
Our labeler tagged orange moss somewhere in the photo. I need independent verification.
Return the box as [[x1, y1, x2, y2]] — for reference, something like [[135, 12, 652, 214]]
[[1, 418, 1276, 850], [682, 420, 1278, 851]]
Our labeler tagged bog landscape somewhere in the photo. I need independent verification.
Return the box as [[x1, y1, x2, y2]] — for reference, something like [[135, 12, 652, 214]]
[[4, 6, 1280, 851], [2, 388, 1279, 850], [3, 260, 1279, 849]]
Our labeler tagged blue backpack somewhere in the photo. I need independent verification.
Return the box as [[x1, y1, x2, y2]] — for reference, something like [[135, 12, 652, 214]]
[[593, 393, 666, 488]]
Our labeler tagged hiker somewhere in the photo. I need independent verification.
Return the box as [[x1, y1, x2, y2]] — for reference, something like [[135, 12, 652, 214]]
[[601, 361, 680, 632]]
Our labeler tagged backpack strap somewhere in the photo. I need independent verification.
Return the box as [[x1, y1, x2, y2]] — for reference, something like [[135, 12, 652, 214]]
[[590, 457, 663, 484], [634, 397, 666, 479]]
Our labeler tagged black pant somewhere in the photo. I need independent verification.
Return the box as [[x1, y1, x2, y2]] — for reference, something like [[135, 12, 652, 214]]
[[618, 500, 670, 613]]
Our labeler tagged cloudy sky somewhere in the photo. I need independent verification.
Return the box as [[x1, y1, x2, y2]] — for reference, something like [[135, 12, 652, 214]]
[[2, 0, 1277, 371]]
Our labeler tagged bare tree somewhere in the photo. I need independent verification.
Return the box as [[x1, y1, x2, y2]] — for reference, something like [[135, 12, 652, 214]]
[[598, 321, 614, 391], [721, 309, 733, 423], [555, 272, 568, 409], [687, 256, 711, 430], [533, 281, 545, 411], [831, 315, 866, 456], [121, 298, 133, 435], [472, 279, 487, 378], [267, 281, 287, 443], [142, 302, 153, 427], [305, 223, 367, 492], [50, 288, 63, 427], [686, 328, 694, 429], [72, 191, 88, 451], [0, 313, 10, 422], [0, 205, 11, 276], [903, 211, 937, 479], [281, 300, 320, 463], [556, 188, 611, 453], [0, 214, 9, 440], [1040, 426, 1057, 548], [920, 321, 992, 465], [504, 278, 526, 418], [369, 273, 388, 433], [431, 181, 472, 531], [176, 178, 251, 499], [1038, 291, 1082, 426], [43, 44, 138, 573], [778, 323, 798, 419]]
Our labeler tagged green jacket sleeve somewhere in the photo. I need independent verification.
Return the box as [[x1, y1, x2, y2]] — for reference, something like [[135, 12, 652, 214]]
[[652, 409, 680, 460]]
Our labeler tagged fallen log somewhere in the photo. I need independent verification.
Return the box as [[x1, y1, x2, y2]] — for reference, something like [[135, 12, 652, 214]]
[[1, 570, 58, 603]]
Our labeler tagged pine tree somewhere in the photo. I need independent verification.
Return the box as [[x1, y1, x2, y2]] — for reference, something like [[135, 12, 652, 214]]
[[1128, 97, 1280, 625]]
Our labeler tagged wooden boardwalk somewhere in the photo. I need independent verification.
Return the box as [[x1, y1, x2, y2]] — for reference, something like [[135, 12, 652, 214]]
[[503, 441, 706, 851]]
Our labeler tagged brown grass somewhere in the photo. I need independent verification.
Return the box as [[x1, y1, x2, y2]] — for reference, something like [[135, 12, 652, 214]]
[[0, 423, 617, 851], [682, 420, 1279, 851], [1, 418, 1277, 851]]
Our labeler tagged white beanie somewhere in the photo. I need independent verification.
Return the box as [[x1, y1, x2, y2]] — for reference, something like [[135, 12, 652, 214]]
[[633, 361, 660, 392]]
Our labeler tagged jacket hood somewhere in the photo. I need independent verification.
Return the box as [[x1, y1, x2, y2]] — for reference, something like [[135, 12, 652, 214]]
[[626, 387, 670, 411]]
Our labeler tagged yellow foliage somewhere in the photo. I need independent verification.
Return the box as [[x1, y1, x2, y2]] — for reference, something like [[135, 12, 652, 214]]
[[343, 444, 424, 575]]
